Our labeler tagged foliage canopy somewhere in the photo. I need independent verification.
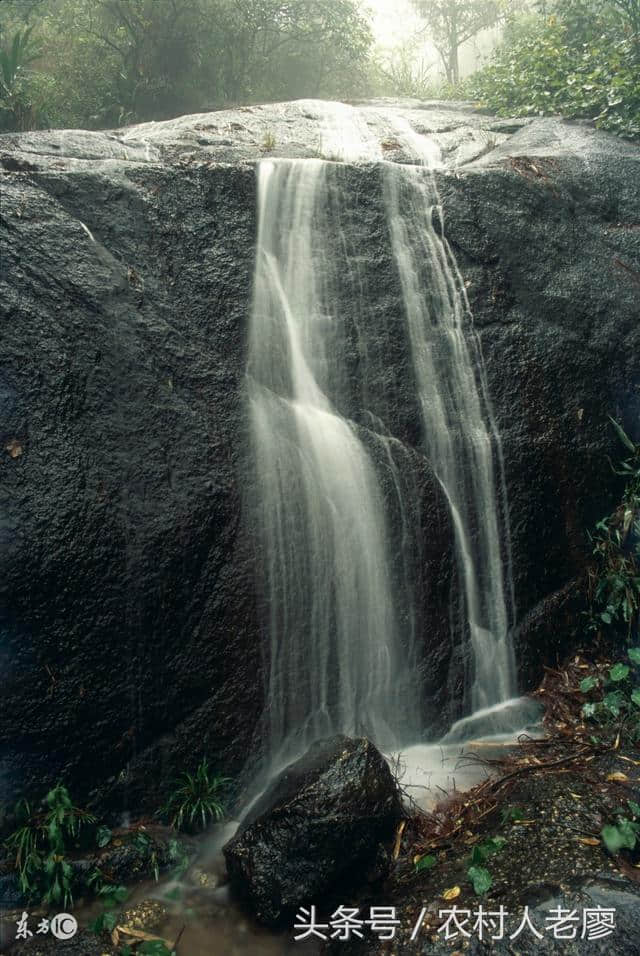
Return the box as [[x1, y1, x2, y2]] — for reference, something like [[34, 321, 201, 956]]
[[467, 0, 640, 138], [0, 0, 374, 130]]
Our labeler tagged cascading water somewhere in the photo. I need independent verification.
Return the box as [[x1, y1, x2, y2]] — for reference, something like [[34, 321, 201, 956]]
[[247, 155, 420, 771], [382, 117, 520, 737], [248, 102, 535, 779]]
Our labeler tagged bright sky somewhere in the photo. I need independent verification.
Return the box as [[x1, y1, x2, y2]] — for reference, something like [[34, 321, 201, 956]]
[[366, 0, 502, 78], [367, 0, 422, 48]]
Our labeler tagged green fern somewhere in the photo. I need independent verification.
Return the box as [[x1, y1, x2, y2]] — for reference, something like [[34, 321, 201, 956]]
[[4, 784, 95, 905], [0, 26, 39, 95], [161, 759, 229, 832]]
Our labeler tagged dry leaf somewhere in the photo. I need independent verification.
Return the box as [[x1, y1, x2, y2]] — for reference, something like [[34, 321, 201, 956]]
[[117, 926, 174, 947], [5, 439, 23, 459], [577, 837, 600, 846], [442, 886, 461, 901], [607, 772, 629, 782]]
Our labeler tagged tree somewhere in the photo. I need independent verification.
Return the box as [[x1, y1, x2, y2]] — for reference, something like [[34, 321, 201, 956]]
[[208, 0, 373, 103], [0, 0, 375, 130], [410, 0, 505, 83]]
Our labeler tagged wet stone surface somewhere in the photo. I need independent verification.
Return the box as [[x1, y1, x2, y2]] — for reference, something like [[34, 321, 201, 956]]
[[225, 736, 403, 927]]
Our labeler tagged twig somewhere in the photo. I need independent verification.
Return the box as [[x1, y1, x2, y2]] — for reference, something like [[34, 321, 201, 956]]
[[393, 820, 406, 861], [488, 746, 593, 792]]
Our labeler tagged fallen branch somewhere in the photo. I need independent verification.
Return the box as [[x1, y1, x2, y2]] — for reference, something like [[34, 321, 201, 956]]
[[488, 746, 594, 793]]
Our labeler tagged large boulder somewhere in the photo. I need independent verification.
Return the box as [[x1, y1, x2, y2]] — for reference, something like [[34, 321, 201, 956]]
[[223, 735, 402, 926], [0, 101, 638, 810]]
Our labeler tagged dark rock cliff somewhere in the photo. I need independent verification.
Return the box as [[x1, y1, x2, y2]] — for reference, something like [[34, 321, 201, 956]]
[[1, 100, 638, 812]]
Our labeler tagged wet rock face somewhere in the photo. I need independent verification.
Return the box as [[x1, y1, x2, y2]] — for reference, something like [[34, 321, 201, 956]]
[[0, 101, 638, 810], [0, 153, 261, 812], [440, 126, 640, 687], [223, 736, 402, 926]]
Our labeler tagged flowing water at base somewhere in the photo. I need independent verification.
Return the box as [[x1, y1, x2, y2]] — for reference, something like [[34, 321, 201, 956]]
[[74, 875, 320, 956]]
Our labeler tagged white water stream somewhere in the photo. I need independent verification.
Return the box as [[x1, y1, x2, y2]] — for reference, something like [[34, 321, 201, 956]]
[[247, 156, 421, 771], [247, 102, 538, 782], [382, 115, 519, 724]]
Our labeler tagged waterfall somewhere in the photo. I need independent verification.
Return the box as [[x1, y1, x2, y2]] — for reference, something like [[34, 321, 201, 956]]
[[382, 117, 517, 722], [247, 157, 420, 769], [248, 103, 528, 772]]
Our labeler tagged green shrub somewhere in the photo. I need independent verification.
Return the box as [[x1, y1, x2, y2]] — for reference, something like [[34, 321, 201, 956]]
[[468, 6, 640, 138], [4, 784, 96, 906], [160, 759, 229, 833], [88, 877, 128, 935], [601, 800, 640, 855], [588, 419, 640, 641]]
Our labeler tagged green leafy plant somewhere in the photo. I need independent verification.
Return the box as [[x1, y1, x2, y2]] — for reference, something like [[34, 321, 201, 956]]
[[580, 646, 640, 737], [470, 836, 505, 864], [580, 675, 598, 693], [500, 805, 525, 824], [0, 25, 43, 130], [414, 852, 437, 872], [4, 784, 96, 906], [601, 800, 640, 854], [0, 0, 377, 132], [468, 864, 492, 894], [88, 875, 128, 935], [166, 837, 190, 880], [588, 419, 639, 639], [467, 2, 640, 139], [96, 824, 112, 848], [466, 836, 505, 895], [130, 829, 160, 882], [577, 419, 640, 738], [0, 25, 39, 95], [138, 941, 175, 956], [160, 759, 229, 832]]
